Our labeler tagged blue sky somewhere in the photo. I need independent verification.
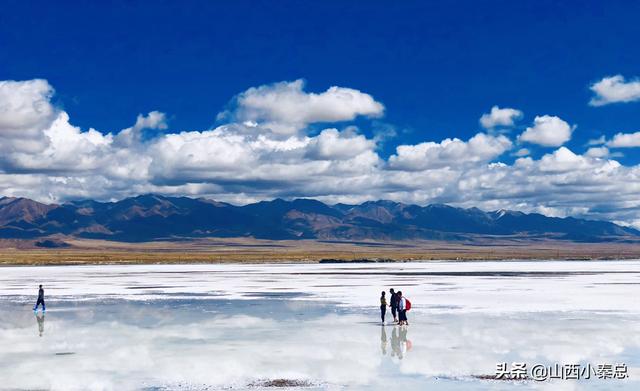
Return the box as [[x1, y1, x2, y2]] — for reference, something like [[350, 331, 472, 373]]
[[2, 1, 639, 158], [1, 1, 640, 226]]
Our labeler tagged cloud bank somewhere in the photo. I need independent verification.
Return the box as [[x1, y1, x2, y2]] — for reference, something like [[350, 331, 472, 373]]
[[1, 78, 640, 227]]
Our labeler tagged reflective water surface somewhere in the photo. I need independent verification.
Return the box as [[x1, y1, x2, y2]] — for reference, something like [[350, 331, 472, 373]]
[[1, 261, 639, 390]]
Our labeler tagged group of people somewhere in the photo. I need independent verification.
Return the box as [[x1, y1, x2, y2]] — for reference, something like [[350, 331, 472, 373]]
[[379, 288, 409, 325], [34, 283, 408, 329]]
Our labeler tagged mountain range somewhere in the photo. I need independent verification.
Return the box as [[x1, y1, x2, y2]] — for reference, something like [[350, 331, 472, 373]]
[[0, 195, 637, 243]]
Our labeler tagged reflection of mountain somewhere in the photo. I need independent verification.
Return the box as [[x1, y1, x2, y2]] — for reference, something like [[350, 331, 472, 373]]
[[1, 195, 637, 242]]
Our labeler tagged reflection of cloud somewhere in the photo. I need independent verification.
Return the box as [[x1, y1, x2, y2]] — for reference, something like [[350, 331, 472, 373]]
[[1, 304, 640, 390], [0, 312, 383, 390], [2, 262, 640, 389]]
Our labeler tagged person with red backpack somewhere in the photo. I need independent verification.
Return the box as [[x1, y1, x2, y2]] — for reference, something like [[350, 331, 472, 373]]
[[397, 291, 410, 325]]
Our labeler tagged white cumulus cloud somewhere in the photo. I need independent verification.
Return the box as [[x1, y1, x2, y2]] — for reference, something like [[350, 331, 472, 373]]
[[229, 79, 384, 136], [304, 128, 375, 160], [0, 79, 57, 136], [586, 135, 606, 146], [0, 79, 58, 154], [115, 111, 169, 147], [518, 115, 574, 147], [607, 131, 640, 148], [513, 148, 530, 157], [479, 105, 523, 129], [585, 146, 609, 158], [589, 75, 640, 106], [388, 133, 512, 171]]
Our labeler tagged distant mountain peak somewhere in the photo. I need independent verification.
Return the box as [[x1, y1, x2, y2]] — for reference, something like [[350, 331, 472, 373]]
[[491, 209, 525, 219], [0, 197, 58, 226], [0, 194, 637, 242], [362, 200, 402, 206], [495, 209, 508, 218]]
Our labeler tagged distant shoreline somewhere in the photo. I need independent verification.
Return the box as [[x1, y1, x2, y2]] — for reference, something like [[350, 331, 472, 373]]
[[2, 257, 638, 267], [1, 237, 639, 266]]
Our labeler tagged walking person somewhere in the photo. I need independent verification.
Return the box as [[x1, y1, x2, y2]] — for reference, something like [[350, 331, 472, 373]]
[[33, 284, 45, 313], [380, 291, 387, 324], [389, 288, 399, 323], [397, 291, 408, 326]]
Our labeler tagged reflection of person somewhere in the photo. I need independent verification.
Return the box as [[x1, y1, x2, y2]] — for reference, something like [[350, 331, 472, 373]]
[[399, 325, 408, 356], [380, 291, 387, 324], [33, 285, 45, 312], [36, 313, 45, 337], [389, 288, 398, 323], [391, 326, 402, 359], [380, 325, 387, 355]]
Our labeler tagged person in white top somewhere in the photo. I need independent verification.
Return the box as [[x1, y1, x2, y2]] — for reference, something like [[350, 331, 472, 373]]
[[397, 291, 408, 325]]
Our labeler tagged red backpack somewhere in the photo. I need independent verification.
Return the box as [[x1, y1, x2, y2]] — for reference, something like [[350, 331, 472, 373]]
[[405, 298, 412, 311]]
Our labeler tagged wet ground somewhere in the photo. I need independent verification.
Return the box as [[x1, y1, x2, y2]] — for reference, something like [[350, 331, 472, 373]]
[[1, 261, 639, 390]]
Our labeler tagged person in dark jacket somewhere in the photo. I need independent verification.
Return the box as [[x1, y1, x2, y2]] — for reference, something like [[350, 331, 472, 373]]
[[389, 288, 399, 323], [33, 285, 45, 312]]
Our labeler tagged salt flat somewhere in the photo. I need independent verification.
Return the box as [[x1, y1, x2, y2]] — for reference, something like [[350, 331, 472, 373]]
[[1, 261, 639, 390]]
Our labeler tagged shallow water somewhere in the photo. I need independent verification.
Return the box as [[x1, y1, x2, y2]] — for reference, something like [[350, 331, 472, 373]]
[[1, 261, 639, 390]]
